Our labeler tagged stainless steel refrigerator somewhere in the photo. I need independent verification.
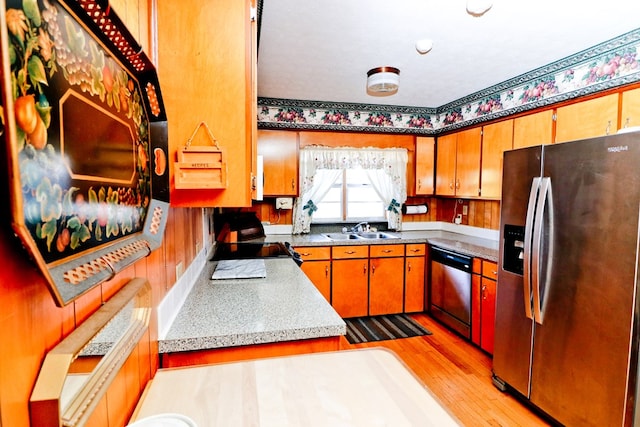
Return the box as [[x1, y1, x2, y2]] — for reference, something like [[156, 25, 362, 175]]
[[493, 131, 640, 426]]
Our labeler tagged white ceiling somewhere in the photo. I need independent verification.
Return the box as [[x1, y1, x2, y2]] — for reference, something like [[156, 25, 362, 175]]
[[257, 0, 640, 109]]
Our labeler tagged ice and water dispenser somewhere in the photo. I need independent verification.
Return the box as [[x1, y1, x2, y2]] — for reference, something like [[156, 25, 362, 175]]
[[502, 224, 525, 275]]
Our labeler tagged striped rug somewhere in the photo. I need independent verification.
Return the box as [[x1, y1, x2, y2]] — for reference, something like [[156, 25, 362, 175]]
[[344, 314, 432, 344]]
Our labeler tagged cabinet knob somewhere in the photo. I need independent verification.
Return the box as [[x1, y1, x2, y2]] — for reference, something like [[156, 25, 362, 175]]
[[455, 179, 460, 189], [325, 265, 329, 277], [407, 261, 412, 272], [449, 181, 454, 190], [482, 285, 487, 299], [291, 178, 295, 190], [371, 265, 376, 274], [345, 250, 356, 255], [417, 179, 421, 190], [606, 120, 611, 135], [382, 249, 393, 253]]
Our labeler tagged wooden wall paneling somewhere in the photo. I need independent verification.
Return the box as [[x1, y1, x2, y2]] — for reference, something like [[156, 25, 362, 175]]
[[163, 208, 177, 289], [101, 264, 136, 303], [84, 394, 109, 426], [74, 285, 103, 327]]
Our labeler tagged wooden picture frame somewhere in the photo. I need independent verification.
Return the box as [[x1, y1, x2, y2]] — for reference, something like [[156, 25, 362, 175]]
[[0, 0, 169, 305]]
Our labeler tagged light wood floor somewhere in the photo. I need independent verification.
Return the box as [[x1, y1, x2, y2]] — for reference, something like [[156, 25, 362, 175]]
[[338, 313, 551, 427]]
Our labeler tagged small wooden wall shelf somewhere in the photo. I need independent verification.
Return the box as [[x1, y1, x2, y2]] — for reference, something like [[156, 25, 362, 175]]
[[174, 122, 227, 189]]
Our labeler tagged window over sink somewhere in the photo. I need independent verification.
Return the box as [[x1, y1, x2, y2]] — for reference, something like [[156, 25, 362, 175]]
[[312, 168, 387, 222]]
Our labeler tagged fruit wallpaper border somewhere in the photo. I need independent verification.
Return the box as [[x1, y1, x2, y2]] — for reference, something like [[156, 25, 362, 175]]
[[1, 0, 169, 306], [257, 28, 640, 134]]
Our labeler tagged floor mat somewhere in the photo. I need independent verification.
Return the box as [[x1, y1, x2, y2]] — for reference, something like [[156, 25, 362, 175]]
[[344, 314, 432, 344]]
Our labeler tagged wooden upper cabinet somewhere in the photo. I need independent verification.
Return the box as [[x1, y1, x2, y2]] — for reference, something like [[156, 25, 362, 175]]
[[157, 0, 256, 207], [436, 128, 481, 197], [555, 93, 618, 143], [513, 110, 554, 149], [435, 133, 457, 196], [621, 87, 640, 130], [456, 128, 482, 197], [258, 130, 298, 196], [415, 137, 435, 195], [480, 120, 513, 200]]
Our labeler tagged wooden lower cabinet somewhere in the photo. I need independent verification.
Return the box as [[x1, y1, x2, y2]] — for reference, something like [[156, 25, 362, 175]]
[[298, 243, 428, 318], [332, 245, 369, 318], [471, 259, 498, 354], [369, 245, 405, 316], [295, 246, 331, 302], [404, 244, 426, 313]]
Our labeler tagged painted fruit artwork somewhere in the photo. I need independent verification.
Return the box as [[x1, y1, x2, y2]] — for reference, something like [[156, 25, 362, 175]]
[[5, 0, 152, 263]]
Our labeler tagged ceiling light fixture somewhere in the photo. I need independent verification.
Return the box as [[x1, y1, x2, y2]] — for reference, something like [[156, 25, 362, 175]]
[[466, 0, 493, 16], [366, 66, 400, 96], [415, 39, 434, 55]]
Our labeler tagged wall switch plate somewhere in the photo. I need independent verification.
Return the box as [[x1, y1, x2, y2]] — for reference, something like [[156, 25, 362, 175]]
[[462, 205, 468, 215], [275, 197, 293, 210]]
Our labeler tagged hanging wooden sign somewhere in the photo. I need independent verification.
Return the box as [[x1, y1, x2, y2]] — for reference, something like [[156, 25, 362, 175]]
[[174, 122, 227, 189]]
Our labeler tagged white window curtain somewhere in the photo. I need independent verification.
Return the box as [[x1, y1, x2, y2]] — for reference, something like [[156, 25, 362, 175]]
[[292, 146, 408, 234]]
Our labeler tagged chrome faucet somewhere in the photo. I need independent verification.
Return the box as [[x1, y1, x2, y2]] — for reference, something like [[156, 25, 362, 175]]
[[350, 222, 369, 233]]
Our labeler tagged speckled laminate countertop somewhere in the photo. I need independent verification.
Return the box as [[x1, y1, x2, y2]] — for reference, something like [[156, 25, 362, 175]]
[[159, 258, 346, 354], [264, 230, 499, 262]]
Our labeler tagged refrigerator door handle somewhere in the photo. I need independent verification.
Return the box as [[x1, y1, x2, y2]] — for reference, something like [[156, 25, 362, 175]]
[[523, 177, 541, 320], [532, 177, 554, 325]]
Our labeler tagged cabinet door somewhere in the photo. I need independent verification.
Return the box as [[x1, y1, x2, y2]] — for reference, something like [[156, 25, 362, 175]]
[[415, 137, 435, 195], [257, 130, 298, 196], [455, 127, 482, 197], [513, 109, 554, 149], [435, 133, 457, 196], [158, 0, 255, 207], [369, 257, 405, 316], [404, 253, 426, 313], [332, 259, 369, 318], [555, 94, 618, 143], [481, 120, 513, 199], [481, 276, 496, 354], [301, 261, 331, 302], [621, 87, 640, 129], [470, 259, 482, 347]]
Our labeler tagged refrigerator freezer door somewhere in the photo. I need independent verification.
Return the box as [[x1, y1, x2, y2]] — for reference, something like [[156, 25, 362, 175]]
[[529, 134, 640, 426], [493, 145, 543, 397]]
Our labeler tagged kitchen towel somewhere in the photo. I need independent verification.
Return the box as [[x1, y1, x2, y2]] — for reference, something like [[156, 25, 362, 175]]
[[211, 259, 267, 280]]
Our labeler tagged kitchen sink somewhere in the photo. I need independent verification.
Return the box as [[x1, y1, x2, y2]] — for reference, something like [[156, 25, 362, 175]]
[[356, 231, 400, 239], [322, 231, 399, 241], [323, 232, 362, 240]]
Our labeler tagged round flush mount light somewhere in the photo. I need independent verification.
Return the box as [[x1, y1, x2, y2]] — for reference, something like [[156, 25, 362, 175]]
[[366, 66, 400, 96], [415, 39, 433, 55], [466, 0, 493, 16]]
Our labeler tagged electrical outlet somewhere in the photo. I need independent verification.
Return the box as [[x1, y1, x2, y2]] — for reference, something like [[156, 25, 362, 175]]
[[462, 205, 468, 215], [275, 197, 293, 210]]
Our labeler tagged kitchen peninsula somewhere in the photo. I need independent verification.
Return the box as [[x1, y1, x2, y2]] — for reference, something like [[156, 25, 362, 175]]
[[159, 257, 346, 367]]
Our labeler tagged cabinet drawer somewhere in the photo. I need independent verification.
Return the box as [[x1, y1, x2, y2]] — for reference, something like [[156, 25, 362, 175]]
[[370, 244, 404, 258], [405, 243, 426, 257], [294, 246, 331, 261], [482, 260, 498, 280], [332, 245, 369, 259]]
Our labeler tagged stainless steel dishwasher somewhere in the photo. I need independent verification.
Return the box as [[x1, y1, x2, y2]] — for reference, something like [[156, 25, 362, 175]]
[[429, 246, 472, 338]]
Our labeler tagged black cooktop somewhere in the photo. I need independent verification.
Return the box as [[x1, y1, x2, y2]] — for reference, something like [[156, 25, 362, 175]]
[[211, 241, 293, 260]]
